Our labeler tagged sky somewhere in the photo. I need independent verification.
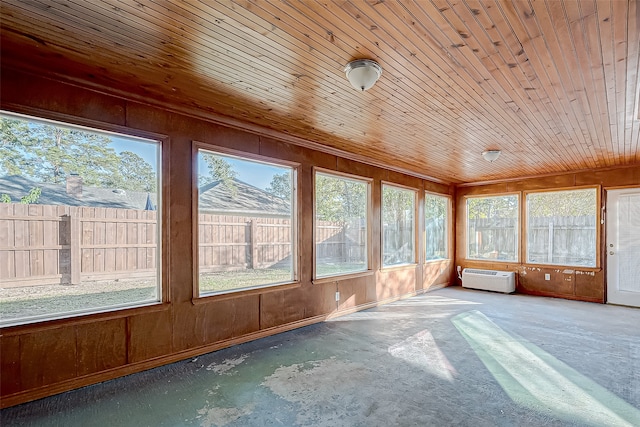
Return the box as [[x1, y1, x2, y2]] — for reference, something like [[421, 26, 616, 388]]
[[110, 136, 282, 190]]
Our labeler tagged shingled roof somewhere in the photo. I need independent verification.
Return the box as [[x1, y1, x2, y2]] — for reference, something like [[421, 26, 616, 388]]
[[0, 175, 290, 217], [0, 175, 156, 210], [198, 178, 290, 218]]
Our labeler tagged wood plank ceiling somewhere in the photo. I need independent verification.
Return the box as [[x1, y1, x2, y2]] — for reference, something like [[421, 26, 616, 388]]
[[1, 0, 638, 184]]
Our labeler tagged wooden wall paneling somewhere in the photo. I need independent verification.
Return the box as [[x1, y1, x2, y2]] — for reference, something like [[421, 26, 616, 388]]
[[423, 260, 451, 290], [575, 269, 605, 302], [0, 335, 21, 396], [0, 68, 127, 125], [19, 327, 77, 390], [75, 318, 127, 376], [127, 310, 172, 364], [506, 174, 576, 192], [575, 165, 640, 186], [337, 274, 376, 310]]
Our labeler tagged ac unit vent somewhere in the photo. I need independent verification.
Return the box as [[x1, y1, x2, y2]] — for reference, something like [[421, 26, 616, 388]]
[[462, 268, 515, 293], [464, 269, 498, 276]]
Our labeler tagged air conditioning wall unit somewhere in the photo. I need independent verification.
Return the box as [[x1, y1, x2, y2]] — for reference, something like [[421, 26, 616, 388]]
[[462, 268, 515, 293]]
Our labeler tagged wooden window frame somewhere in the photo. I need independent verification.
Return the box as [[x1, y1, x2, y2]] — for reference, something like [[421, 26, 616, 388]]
[[381, 181, 419, 270], [424, 191, 452, 264], [0, 109, 168, 328], [312, 167, 373, 282], [191, 142, 300, 301], [523, 186, 601, 270], [464, 192, 521, 263]]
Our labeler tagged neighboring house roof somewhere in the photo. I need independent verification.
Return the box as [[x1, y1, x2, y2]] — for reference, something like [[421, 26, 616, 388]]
[[0, 175, 290, 216], [0, 175, 156, 210], [199, 178, 290, 217]]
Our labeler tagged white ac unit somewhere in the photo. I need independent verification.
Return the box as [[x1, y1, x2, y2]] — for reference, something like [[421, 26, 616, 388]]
[[462, 269, 515, 293]]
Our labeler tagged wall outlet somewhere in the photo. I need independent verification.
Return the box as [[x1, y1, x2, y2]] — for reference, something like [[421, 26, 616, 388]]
[[545, 273, 550, 281], [457, 266, 462, 273], [335, 291, 340, 302]]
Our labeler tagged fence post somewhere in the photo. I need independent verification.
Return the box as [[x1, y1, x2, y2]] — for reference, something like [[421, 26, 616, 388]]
[[547, 222, 554, 263], [250, 219, 258, 269], [70, 207, 81, 285]]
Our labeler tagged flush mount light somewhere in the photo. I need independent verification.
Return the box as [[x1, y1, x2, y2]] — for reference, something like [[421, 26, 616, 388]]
[[345, 59, 383, 91], [482, 150, 502, 162]]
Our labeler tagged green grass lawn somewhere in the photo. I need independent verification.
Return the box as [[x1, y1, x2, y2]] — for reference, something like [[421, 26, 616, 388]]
[[199, 269, 293, 293]]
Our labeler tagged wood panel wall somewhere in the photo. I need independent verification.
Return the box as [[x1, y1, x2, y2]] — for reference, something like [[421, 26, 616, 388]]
[[0, 67, 455, 408], [455, 167, 640, 303]]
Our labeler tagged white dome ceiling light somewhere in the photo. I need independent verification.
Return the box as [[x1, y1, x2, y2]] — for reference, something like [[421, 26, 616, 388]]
[[345, 59, 383, 91], [482, 150, 502, 162]]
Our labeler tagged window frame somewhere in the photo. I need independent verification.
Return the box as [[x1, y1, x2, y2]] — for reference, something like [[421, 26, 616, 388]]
[[192, 142, 300, 300], [0, 109, 167, 328], [312, 167, 373, 281], [381, 181, 418, 269], [524, 186, 601, 269], [424, 191, 451, 263], [464, 192, 520, 263]]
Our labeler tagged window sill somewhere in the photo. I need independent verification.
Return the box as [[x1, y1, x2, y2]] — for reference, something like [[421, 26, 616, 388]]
[[312, 270, 374, 285], [0, 301, 170, 335], [524, 263, 601, 272], [424, 258, 450, 264], [193, 281, 301, 304], [380, 263, 418, 272]]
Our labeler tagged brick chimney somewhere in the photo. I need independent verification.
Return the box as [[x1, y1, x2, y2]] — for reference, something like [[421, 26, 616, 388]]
[[66, 174, 83, 198]]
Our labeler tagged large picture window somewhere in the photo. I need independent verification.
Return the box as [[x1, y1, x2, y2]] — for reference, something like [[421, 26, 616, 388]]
[[0, 112, 161, 326], [425, 193, 449, 261], [526, 188, 597, 267], [466, 194, 519, 261], [314, 171, 369, 278], [382, 184, 416, 267], [196, 149, 296, 295]]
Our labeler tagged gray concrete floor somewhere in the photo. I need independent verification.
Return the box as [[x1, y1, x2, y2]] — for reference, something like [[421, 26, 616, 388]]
[[2, 287, 640, 427]]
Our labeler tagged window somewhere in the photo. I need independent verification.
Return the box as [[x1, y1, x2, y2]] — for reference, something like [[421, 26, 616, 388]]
[[466, 194, 519, 261], [526, 188, 597, 267], [196, 149, 296, 295], [0, 112, 161, 326], [382, 184, 416, 267], [425, 193, 449, 261], [314, 171, 370, 278]]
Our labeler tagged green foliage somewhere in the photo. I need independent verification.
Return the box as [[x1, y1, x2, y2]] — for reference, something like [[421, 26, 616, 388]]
[[266, 172, 292, 200], [527, 189, 596, 217], [425, 194, 447, 221], [467, 195, 518, 220], [199, 153, 237, 194], [1, 194, 11, 203], [20, 187, 41, 204], [382, 185, 415, 224], [113, 151, 157, 192], [0, 116, 157, 192], [315, 174, 367, 222]]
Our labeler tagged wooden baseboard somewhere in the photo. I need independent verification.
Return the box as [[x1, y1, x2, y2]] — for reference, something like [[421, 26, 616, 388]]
[[1, 284, 453, 408]]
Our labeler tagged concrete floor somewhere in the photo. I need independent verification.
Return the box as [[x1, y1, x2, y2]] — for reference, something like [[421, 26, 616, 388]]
[[2, 287, 640, 427]]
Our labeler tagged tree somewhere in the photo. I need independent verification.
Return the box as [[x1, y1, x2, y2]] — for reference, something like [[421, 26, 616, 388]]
[[199, 153, 237, 194], [0, 117, 158, 192], [315, 174, 366, 222], [266, 172, 291, 200], [114, 151, 157, 192]]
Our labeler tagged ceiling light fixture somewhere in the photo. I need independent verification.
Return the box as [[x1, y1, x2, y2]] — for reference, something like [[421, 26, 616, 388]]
[[482, 150, 502, 162], [345, 59, 382, 91]]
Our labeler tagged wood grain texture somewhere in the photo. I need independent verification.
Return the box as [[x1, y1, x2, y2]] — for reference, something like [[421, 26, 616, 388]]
[[1, 0, 638, 184]]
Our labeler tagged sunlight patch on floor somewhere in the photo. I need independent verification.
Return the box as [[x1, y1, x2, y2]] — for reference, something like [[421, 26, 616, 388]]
[[388, 329, 457, 381], [452, 310, 640, 427]]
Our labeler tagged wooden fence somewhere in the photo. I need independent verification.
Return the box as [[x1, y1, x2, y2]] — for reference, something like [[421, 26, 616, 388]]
[[0, 203, 157, 287], [1, 204, 360, 287], [468, 216, 596, 265]]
